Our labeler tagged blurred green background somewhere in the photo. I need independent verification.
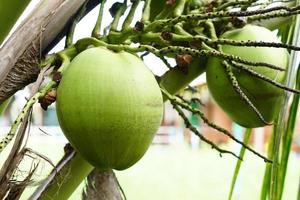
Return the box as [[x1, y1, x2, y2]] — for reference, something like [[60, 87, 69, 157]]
[[1, 136, 299, 200]]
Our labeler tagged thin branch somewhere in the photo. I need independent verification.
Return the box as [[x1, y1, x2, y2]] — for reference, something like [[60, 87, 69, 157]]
[[145, 5, 300, 30], [159, 56, 173, 69], [171, 34, 300, 51], [157, 46, 285, 71], [176, 95, 205, 107], [163, 88, 272, 163], [223, 61, 272, 125], [248, 9, 300, 22], [213, 38, 300, 51], [171, 100, 241, 160], [97, 42, 286, 71], [229, 61, 300, 94]]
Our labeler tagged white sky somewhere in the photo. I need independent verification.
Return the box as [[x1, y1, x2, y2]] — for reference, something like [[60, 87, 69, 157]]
[[9, 0, 205, 86]]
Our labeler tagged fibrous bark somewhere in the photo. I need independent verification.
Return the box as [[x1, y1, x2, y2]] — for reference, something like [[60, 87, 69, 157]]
[[0, 0, 96, 104], [83, 169, 123, 200]]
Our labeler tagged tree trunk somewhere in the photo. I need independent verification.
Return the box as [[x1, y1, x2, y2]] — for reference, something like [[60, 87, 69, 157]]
[[83, 169, 123, 200]]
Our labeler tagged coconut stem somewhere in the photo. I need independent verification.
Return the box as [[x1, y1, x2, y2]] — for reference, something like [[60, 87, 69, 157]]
[[110, 1, 127, 32], [141, 0, 151, 23], [65, 3, 87, 48], [122, 0, 141, 30], [172, 0, 187, 17], [92, 0, 107, 38]]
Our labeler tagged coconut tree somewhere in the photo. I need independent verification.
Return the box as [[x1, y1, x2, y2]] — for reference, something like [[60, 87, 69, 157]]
[[0, 0, 299, 199]]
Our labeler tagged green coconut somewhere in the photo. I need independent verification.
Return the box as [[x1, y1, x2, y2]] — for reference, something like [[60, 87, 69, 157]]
[[56, 47, 163, 170], [206, 25, 289, 128]]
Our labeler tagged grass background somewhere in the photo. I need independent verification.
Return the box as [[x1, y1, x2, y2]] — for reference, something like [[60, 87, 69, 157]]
[[1, 134, 300, 200]]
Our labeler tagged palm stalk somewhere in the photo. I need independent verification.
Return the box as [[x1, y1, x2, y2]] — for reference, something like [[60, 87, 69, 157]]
[[0, 97, 11, 115], [270, 2, 300, 199], [260, 130, 275, 200], [0, 0, 30, 44], [277, 64, 300, 199], [228, 129, 251, 200], [32, 152, 94, 200], [298, 181, 300, 200]]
